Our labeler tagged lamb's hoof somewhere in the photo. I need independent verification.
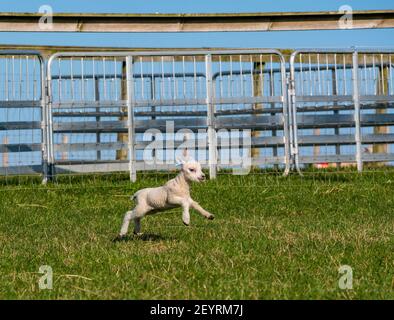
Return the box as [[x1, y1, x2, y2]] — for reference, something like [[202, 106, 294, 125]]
[[207, 214, 215, 220], [183, 221, 190, 226], [133, 232, 144, 237]]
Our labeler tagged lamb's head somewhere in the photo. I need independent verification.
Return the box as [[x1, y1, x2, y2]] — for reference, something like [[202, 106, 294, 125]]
[[179, 158, 206, 183]]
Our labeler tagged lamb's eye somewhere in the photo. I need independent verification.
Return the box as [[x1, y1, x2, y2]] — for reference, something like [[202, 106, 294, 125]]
[[189, 168, 195, 172]]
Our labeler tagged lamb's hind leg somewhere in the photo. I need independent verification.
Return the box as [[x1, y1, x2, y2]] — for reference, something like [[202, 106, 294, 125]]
[[119, 210, 137, 237], [133, 217, 142, 235], [119, 205, 149, 237]]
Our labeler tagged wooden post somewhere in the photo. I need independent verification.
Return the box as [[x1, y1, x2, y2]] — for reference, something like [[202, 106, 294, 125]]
[[252, 61, 264, 165], [373, 65, 389, 160], [313, 128, 320, 168], [332, 68, 341, 168], [94, 76, 101, 161], [269, 69, 278, 169], [2, 137, 9, 167], [116, 60, 128, 160], [150, 70, 156, 161], [61, 135, 68, 160]]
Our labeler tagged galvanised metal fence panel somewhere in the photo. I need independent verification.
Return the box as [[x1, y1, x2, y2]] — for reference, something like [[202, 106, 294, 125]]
[[0, 51, 47, 181], [356, 50, 394, 166], [290, 49, 394, 172], [47, 53, 131, 178], [47, 50, 291, 181], [289, 49, 362, 171], [210, 51, 290, 174], [47, 52, 210, 179]]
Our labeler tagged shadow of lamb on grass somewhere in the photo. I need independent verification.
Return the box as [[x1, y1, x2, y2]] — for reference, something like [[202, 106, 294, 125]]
[[112, 232, 171, 242]]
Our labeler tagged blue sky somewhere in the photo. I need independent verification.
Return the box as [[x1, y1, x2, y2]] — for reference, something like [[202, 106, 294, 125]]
[[0, 0, 393, 48]]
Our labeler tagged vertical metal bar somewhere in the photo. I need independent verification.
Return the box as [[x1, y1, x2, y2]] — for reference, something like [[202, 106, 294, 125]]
[[290, 53, 301, 175], [278, 54, 290, 175], [390, 54, 393, 95], [373, 55, 377, 95], [250, 55, 254, 97], [114, 57, 118, 100], [352, 52, 363, 172], [381, 54, 385, 95], [259, 54, 263, 95], [182, 56, 186, 99], [103, 57, 107, 100], [57, 58, 61, 101], [343, 55, 347, 95], [94, 64, 101, 161], [161, 56, 164, 100], [33, 56, 37, 100], [325, 54, 330, 95], [81, 58, 84, 100], [332, 67, 340, 167], [39, 55, 49, 183], [26, 56, 29, 99], [270, 54, 274, 95], [151, 57, 155, 101], [12, 56, 15, 99], [308, 54, 313, 96], [205, 54, 217, 179], [172, 56, 177, 100], [317, 54, 322, 95], [140, 57, 144, 100], [19, 57, 22, 100], [126, 56, 136, 182], [334, 54, 339, 95], [300, 54, 304, 96], [70, 57, 74, 100], [46, 55, 56, 182], [229, 55, 233, 97], [5, 57, 8, 101], [193, 56, 197, 99], [219, 56, 223, 98], [363, 54, 368, 95], [239, 55, 244, 96], [269, 55, 277, 166]]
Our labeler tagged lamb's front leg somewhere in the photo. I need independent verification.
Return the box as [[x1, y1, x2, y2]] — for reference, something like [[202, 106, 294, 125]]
[[181, 202, 191, 226], [191, 200, 214, 220]]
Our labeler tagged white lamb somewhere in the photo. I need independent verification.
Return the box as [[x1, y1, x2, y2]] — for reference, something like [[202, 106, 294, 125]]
[[118, 157, 215, 238]]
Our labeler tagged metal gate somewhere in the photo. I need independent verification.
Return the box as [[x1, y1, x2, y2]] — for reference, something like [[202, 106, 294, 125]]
[[0, 51, 47, 181], [289, 49, 394, 171], [356, 50, 394, 166], [47, 50, 290, 180], [47, 53, 130, 179]]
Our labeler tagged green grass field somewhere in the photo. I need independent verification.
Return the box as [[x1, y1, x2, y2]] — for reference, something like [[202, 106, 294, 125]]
[[0, 170, 393, 299]]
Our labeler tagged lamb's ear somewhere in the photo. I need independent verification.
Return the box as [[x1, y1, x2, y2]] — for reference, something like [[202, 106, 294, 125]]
[[175, 156, 186, 168]]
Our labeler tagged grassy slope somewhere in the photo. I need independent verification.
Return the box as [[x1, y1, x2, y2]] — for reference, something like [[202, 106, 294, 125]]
[[0, 171, 393, 299]]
